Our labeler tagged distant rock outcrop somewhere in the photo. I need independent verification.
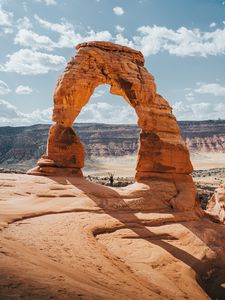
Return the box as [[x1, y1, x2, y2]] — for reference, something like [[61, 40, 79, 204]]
[[207, 184, 225, 223], [27, 41, 199, 212], [180, 120, 225, 153]]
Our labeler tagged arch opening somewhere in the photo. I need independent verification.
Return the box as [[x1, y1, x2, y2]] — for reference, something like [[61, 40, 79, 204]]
[[76, 84, 138, 179], [76, 84, 137, 124]]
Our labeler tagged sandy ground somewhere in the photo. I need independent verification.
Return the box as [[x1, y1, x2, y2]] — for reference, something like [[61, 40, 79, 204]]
[[84, 155, 136, 177], [0, 174, 225, 299], [191, 152, 225, 170], [83, 152, 225, 178]]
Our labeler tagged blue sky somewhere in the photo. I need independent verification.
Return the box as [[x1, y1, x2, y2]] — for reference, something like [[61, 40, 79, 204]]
[[0, 0, 225, 125]]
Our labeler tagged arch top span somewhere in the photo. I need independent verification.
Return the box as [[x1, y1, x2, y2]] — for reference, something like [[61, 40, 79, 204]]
[[76, 41, 145, 60], [52, 41, 156, 126], [28, 41, 198, 212]]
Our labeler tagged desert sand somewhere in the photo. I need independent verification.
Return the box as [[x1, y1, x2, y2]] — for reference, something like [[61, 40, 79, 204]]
[[191, 153, 225, 170], [0, 173, 225, 299], [84, 155, 137, 177], [83, 152, 225, 178]]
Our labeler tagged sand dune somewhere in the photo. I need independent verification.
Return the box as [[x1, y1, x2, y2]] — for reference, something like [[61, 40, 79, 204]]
[[0, 174, 225, 299]]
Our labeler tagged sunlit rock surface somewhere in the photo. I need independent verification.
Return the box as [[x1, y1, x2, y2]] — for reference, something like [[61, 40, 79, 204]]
[[0, 174, 225, 299]]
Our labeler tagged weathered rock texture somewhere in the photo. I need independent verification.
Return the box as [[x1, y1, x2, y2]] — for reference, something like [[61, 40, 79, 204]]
[[207, 184, 225, 223], [28, 41, 198, 211]]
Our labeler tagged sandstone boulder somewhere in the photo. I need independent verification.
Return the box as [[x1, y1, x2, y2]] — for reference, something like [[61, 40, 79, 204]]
[[207, 184, 225, 223]]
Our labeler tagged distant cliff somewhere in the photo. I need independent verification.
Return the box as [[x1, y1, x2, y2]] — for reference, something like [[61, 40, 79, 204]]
[[179, 120, 225, 152], [0, 120, 224, 171]]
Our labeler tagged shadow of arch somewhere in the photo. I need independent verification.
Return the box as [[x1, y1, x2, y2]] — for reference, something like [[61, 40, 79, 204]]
[[50, 176, 225, 300]]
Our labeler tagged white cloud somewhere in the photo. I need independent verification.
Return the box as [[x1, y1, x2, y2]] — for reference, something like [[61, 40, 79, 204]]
[[77, 102, 137, 124], [0, 99, 137, 126], [35, 0, 57, 6], [194, 82, 225, 96], [185, 92, 195, 101], [132, 24, 225, 57], [115, 25, 125, 33], [34, 15, 80, 49], [15, 85, 33, 95], [0, 99, 52, 125], [0, 5, 13, 34], [115, 33, 134, 48], [133, 26, 176, 55], [16, 17, 33, 30], [209, 22, 216, 28], [14, 16, 225, 58], [86, 29, 112, 42], [2, 27, 13, 34], [173, 101, 225, 121], [0, 49, 66, 75], [34, 15, 112, 49], [0, 99, 21, 119], [92, 88, 106, 98], [0, 5, 13, 27], [113, 6, 124, 16], [0, 80, 10, 95], [14, 29, 55, 51]]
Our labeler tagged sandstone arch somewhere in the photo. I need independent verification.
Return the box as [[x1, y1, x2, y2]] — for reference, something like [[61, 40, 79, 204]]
[[28, 41, 197, 211]]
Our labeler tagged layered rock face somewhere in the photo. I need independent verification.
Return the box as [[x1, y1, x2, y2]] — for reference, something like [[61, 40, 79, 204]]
[[180, 120, 225, 152], [28, 41, 198, 211]]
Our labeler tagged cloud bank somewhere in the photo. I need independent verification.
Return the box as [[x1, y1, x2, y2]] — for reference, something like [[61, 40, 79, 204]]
[[173, 101, 225, 121], [0, 49, 66, 75], [194, 82, 225, 96], [0, 99, 138, 126], [0, 99, 52, 126], [1, 14, 225, 76]]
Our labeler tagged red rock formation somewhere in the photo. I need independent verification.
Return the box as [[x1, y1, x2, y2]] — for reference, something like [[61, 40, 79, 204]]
[[207, 185, 225, 223], [28, 41, 198, 212]]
